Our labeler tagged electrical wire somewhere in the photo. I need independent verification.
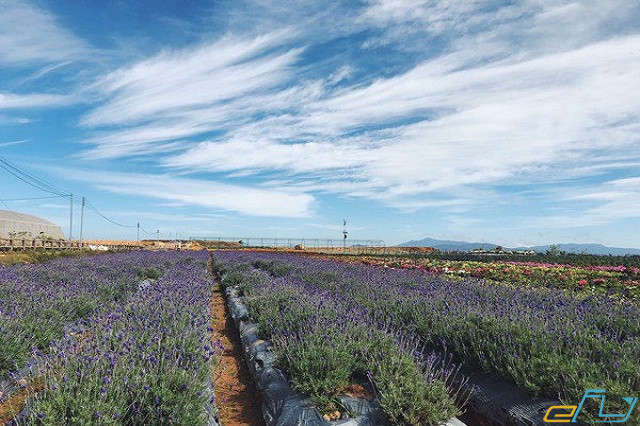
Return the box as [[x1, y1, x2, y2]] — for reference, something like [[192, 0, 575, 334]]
[[140, 226, 158, 235], [0, 195, 67, 202], [0, 156, 70, 196], [84, 199, 137, 228], [0, 156, 152, 238]]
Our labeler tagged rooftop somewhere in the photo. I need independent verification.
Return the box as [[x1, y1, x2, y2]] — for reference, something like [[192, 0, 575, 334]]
[[0, 209, 58, 226]]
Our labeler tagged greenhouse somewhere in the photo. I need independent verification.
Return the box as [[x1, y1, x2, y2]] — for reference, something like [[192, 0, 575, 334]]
[[0, 209, 65, 240]]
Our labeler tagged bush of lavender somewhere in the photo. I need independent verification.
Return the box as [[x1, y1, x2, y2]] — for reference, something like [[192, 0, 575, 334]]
[[211, 254, 462, 425], [0, 252, 187, 376], [14, 253, 217, 424], [213, 251, 640, 424]]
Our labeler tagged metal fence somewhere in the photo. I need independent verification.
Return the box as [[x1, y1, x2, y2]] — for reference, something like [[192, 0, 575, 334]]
[[190, 236, 391, 255], [0, 237, 81, 250]]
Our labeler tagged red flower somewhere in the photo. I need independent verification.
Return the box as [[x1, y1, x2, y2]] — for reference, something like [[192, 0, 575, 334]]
[[578, 279, 588, 286]]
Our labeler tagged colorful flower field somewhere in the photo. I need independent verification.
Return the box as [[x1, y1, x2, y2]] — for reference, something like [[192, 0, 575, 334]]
[[211, 251, 640, 425], [0, 251, 217, 424], [352, 256, 640, 301]]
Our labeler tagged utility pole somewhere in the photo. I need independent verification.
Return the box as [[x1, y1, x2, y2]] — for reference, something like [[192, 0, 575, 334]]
[[79, 197, 85, 248], [342, 219, 348, 253], [137, 222, 140, 243], [156, 229, 159, 243], [69, 193, 73, 240]]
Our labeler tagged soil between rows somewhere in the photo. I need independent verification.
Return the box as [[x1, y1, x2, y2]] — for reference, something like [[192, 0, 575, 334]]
[[0, 377, 44, 425], [211, 282, 264, 426]]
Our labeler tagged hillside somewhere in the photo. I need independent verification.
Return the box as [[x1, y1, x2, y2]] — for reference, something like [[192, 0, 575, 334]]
[[399, 237, 640, 256]]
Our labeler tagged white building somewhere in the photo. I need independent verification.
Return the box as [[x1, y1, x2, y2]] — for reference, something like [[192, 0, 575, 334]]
[[0, 210, 65, 240]]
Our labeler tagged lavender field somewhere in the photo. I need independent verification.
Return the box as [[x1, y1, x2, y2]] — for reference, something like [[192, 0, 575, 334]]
[[211, 251, 640, 425], [1, 249, 638, 425], [0, 251, 216, 424]]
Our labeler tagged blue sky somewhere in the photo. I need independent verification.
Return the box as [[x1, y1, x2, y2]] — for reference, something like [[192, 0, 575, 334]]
[[0, 0, 639, 247]]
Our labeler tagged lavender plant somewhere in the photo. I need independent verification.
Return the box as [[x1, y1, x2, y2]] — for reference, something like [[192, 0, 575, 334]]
[[0, 252, 182, 376], [212, 251, 640, 424], [14, 253, 217, 424], [212, 254, 462, 425]]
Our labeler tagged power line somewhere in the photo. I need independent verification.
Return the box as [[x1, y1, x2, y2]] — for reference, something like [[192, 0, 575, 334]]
[[0, 156, 75, 239], [0, 156, 156, 240], [0, 195, 67, 202], [4, 159, 70, 195], [0, 156, 69, 196], [140, 226, 157, 235], [84, 199, 137, 228]]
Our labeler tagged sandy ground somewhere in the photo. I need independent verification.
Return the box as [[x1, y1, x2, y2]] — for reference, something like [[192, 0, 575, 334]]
[[210, 283, 264, 426]]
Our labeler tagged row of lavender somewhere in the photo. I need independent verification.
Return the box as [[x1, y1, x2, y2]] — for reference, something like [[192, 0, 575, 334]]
[[212, 252, 468, 425], [211, 251, 640, 424], [0, 252, 167, 376], [0, 252, 218, 424]]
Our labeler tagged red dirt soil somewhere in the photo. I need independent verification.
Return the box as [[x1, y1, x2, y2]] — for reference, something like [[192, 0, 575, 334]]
[[211, 283, 264, 426], [0, 377, 44, 425]]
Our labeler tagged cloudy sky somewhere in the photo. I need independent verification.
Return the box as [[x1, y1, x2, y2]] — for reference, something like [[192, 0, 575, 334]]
[[0, 0, 639, 247]]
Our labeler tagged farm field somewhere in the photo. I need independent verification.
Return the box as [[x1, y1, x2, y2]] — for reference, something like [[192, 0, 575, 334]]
[[211, 250, 640, 425], [0, 251, 218, 424], [1, 249, 638, 425], [319, 253, 640, 302]]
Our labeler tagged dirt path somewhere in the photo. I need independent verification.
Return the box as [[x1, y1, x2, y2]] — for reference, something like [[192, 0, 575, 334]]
[[0, 377, 44, 425], [211, 283, 264, 426]]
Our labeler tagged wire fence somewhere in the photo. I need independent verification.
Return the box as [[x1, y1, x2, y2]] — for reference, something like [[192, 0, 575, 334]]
[[190, 236, 391, 255], [0, 237, 80, 250]]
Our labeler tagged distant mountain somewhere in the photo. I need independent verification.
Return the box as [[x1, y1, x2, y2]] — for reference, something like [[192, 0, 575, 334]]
[[511, 243, 640, 256], [398, 237, 498, 252], [398, 238, 640, 256]]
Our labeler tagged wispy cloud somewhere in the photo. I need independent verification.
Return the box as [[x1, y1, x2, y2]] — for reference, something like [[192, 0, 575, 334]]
[[531, 177, 640, 228], [0, 0, 88, 66], [97, 210, 226, 223], [165, 34, 640, 206], [0, 139, 27, 148], [45, 0, 640, 226], [58, 168, 314, 218], [0, 115, 30, 125], [78, 31, 304, 159], [0, 92, 78, 109]]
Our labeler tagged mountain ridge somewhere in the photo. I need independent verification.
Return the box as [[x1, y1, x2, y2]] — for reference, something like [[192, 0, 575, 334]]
[[398, 237, 640, 256]]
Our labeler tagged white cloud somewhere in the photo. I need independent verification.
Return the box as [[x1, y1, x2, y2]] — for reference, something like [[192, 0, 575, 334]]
[[166, 34, 640, 204], [79, 31, 308, 158], [99, 210, 226, 223], [0, 92, 78, 109], [532, 177, 640, 228], [59, 169, 314, 218], [76, 0, 640, 219], [360, 0, 639, 54], [360, 0, 485, 40], [0, 139, 27, 148], [0, 115, 30, 125], [0, 0, 88, 66], [82, 31, 299, 127], [327, 65, 353, 85]]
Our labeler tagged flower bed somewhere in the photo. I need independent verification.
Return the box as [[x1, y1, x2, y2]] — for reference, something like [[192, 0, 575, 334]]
[[10, 252, 219, 424], [356, 256, 640, 301], [0, 252, 174, 377], [212, 251, 640, 424], [211, 253, 469, 425]]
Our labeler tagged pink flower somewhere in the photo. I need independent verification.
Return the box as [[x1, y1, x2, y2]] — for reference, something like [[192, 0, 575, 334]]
[[578, 279, 588, 286]]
